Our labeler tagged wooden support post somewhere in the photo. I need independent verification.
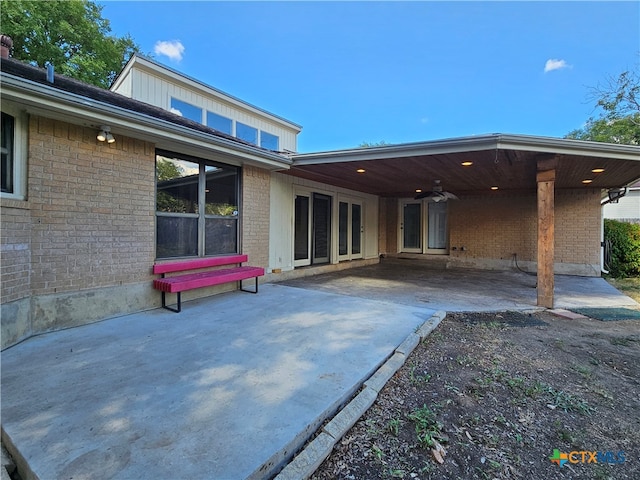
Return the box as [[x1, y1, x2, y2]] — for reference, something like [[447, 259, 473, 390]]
[[537, 160, 556, 308]]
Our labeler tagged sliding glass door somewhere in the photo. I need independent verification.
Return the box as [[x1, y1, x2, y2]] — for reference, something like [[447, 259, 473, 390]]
[[312, 194, 331, 264]]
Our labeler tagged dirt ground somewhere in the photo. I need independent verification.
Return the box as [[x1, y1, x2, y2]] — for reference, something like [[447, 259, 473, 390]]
[[311, 310, 640, 480]]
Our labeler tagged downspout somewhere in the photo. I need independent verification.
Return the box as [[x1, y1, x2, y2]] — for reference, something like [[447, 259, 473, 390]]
[[600, 187, 628, 275], [600, 206, 609, 275]]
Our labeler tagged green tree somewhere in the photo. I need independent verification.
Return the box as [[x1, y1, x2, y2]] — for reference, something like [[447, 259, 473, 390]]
[[566, 67, 640, 145], [1, 0, 140, 88]]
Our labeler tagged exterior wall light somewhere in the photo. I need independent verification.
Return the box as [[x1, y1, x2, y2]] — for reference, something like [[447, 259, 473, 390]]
[[461, 161, 473, 166], [356, 168, 366, 173], [582, 179, 593, 184], [490, 186, 499, 190], [592, 168, 605, 173], [97, 126, 115, 144]]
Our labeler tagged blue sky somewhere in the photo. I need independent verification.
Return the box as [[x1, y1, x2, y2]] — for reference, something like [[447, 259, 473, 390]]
[[100, 1, 639, 153]]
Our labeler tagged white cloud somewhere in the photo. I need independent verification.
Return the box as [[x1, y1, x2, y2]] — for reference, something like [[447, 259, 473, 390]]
[[154, 40, 185, 62], [544, 58, 570, 73]]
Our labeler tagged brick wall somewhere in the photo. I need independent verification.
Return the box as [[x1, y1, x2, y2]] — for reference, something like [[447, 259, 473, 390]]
[[27, 117, 156, 295], [450, 194, 537, 261], [242, 165, 270, 268], [375, 190, 601, 273], [449, 189, 601, 269], [0, 199, 31, 303], [555, 189, 601, 267]]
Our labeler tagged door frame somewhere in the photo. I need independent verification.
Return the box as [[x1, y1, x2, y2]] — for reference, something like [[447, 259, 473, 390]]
[[399, 200, 423, 253], [398, 198, 450, 254], [338, 195, 364, 261]]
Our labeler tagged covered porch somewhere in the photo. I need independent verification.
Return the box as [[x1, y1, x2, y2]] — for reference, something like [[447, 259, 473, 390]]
[[288, 134, 640, 308]]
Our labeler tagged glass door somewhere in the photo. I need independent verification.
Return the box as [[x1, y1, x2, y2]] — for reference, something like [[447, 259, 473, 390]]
[[294, 194, 311, 267], [351, 203, 363, 259], [338, 200, 363, 261], [427, 201, 449, 253], [401, 202, 422, 253], [312, 194, 331, 264]]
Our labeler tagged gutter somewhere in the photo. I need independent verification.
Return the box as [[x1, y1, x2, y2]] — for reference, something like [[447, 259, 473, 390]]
[[1, 72, 293, 170], [292, 133, 640, 165]]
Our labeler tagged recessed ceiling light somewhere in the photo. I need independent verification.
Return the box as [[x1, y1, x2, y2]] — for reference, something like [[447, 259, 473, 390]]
[[582, 179, 593, 184], [490, 186, 499, 190], [356, 168, 366, 173], [592, 168, 605, 173], [415, 189, 422, 193], [461, 161, 473, 166]]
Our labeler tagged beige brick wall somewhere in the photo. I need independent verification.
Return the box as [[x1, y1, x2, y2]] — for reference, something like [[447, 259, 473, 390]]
[[449, 189, 601, 269], [0, 199, 31, 303], [241, 165, 270, 268], [556, 189, 601, 267], [26, 117, 156, 295], [377, 190, 601, 273], [450, 194, 536, 261]]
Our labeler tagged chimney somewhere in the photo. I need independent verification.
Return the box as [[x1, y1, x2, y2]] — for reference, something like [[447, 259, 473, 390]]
[[1, 35, 13, 59]]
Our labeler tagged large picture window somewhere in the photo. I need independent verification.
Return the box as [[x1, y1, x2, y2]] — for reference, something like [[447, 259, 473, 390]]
[[156, 151, 239, 259]]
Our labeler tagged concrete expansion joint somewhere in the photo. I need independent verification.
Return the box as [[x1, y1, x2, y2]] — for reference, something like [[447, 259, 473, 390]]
[[274, 310, 447, 480]]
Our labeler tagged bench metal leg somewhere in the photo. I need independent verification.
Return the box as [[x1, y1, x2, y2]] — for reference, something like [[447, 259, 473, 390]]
[[162, 291, 182, 313], [239, 277, 259, 294]]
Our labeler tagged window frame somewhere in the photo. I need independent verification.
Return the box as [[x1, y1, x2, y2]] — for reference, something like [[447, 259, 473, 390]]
[[260, 130, 280, 150], [0, 103, 27, 201], [169, 97, 203, 123], [206, 111, 233, 135], [155, 149, 241, 259], [236, 122, 258, 145]]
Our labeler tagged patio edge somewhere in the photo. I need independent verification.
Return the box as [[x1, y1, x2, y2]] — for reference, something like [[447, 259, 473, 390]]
[[273, 310, 447, 480]]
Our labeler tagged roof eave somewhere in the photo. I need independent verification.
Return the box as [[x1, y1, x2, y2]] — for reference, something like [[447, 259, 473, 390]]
[[292, 133, 640, 165], [1, 72, 293, 170]]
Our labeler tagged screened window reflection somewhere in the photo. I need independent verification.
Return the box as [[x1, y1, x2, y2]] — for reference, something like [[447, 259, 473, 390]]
[[156, 156, 199, 213]]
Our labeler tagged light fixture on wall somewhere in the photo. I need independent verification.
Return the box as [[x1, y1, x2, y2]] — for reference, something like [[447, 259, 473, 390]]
[[97, 126, 115, 144]]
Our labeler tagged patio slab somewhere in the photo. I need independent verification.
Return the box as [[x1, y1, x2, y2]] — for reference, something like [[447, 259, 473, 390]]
[[280, 258, 638, 311], [2, 260, 636, 480], [1, 284, 433, 480]]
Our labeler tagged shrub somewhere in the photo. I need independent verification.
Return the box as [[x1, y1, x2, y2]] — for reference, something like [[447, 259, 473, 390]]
[[604, 219, 640, 277]]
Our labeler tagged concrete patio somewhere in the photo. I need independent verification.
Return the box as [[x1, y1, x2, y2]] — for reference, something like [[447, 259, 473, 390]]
[[1, 261, 637, 479]]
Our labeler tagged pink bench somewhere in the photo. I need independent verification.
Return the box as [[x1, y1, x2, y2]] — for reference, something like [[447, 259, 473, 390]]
[[153, 254, 264, 312]]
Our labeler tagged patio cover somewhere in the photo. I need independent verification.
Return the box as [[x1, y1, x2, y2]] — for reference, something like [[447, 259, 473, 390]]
[[287, 134, 640, 307]]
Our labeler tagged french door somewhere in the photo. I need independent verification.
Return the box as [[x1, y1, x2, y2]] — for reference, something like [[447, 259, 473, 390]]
[[338, 199, 363, 261], [400, 200, 449, 254], [294, 192, 332, 267], [401, 202, 422, 253]]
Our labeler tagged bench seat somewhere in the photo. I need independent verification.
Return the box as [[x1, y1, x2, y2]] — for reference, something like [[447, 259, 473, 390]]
[[153, 266, 265, 293], [152, 254, 264, 312]]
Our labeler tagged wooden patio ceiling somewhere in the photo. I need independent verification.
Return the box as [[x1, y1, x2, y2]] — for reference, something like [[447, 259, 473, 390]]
[[287, 136, 640, 198]]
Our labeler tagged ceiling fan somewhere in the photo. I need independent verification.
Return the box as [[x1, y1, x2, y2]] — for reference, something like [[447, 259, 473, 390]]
[[414, 180, 459, 202]]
